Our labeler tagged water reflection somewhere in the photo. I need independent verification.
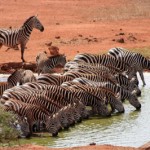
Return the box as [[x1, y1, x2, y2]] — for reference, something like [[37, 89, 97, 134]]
[[0, 72, 150, 148]]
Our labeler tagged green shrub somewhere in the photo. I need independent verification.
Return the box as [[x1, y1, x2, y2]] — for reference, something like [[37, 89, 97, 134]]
[[0, 105, 20, 143]]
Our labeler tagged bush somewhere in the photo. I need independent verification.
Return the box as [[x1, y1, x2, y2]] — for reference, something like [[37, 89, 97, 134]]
[[0, 105, 20, 143]]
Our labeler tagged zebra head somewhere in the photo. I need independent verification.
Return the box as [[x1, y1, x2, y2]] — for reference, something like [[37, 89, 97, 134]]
[[112, 96, 125, 113], [71, 105, 82, 123], [74, 101, 89, 119], [129, 92, 141, 110], [97, 101, 111, 117], [58, 54, 67, 67], [64, 105, 76, 126], [57, 107, 70, 129], [32, 16, 44, 32], [36, 51, 48, 63], [15, 116, 31, 138], [46, 115, 62, 136]]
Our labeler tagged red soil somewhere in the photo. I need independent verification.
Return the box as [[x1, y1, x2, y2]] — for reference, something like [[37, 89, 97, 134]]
[[0, 0, 149, 64]]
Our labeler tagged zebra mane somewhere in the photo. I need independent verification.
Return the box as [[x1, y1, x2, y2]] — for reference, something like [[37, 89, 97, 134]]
[[22, 16, 35, 26]]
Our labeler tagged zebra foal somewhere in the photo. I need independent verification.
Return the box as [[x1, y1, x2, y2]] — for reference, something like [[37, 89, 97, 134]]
[[0, 15, 44, 62], [36, 51, 66, 75]]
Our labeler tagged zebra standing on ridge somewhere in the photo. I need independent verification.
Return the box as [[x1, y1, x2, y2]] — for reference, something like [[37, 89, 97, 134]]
[[108, 47, 150, 86], [0, 15, 44, 62], [36, 51, 66, 75]]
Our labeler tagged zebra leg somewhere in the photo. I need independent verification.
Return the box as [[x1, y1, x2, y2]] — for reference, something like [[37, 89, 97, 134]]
[[0, 43, 2, 49], [21, 43, 25, 62], [139, 70, 146, 86]]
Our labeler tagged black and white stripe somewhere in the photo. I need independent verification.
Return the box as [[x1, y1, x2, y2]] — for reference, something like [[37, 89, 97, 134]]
[[0, 16, 44, 62], [108, 47, 150, 86], [36, 51, 66, 75], [4, 98, 61, 136]]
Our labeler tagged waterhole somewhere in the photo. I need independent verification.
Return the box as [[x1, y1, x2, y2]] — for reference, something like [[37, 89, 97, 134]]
[[0, 72, 150, 148]]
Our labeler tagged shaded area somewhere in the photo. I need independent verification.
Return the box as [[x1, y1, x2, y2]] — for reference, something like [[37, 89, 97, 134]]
[[0, 62, 37, 74]]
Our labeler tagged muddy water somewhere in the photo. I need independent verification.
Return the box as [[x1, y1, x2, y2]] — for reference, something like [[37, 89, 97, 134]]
[[0, 73, 150, 148]]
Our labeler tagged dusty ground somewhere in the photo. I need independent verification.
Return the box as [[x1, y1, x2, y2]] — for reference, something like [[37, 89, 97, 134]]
[[0, 0, 150, 64], [0, 0, 150, 149]]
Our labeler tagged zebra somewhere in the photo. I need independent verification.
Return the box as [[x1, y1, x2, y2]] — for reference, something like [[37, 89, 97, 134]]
[[61, 81, 125, 113], [0, 69, 36, 97], [36, 51, 66, 75], [19, 69, 36, 84], [1, 83, 89, 121], [0, 16, 44, 62], [4, 98, 62, 136], [73, 53, 135, 77], [1, 83, 110, 117], [114, 73, 141, 96], [63, 60, 110, 73], [4, 92, 71, 129], [61, 84, 112, 116], [13, 116, 31, 138], [70, 77, 141, 110], [108, 47, 150, 86], [64, 67, 117, 82], [37, 73, 73, 85]]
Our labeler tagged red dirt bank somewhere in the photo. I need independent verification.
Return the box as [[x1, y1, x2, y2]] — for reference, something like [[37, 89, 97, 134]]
[[1, 143, 150, 150]]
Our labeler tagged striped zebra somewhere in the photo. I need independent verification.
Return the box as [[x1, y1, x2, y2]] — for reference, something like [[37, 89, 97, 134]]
[[4, 98, 62, 136], [61, 81, 125, 113], [0, 69, 25, 96], [108, 47, 150, 86], [37, 73, 73, 85], [1, 83, 89, 121], [65, 67, 117, 82], [64, 60, 139, 90], [0, 69, 36, 97], [72, 77, 141, 110], [73, 53, 135, 77], [114, 73, 141, 96], [4, 91, 72, 129], [64, 60, 110, 73], [36, 51, 66, 75], [1, 83, 110, 117], [13, 116, 31, 138], [58, 85, 111, 117], [0, 16, 44, 62]]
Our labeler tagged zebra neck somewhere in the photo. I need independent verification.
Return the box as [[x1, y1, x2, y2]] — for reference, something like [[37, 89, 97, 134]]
[[21, 24, 33, 37]]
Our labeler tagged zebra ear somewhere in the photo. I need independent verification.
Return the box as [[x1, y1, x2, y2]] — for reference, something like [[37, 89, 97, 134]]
[[35, 14, 38, 17]]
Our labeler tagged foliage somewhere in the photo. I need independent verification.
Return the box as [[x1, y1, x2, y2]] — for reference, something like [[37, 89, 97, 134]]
[[0, 105, 20, 143]]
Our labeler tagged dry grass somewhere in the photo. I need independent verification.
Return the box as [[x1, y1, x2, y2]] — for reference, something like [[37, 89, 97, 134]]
[[85, 0, 150, 21]]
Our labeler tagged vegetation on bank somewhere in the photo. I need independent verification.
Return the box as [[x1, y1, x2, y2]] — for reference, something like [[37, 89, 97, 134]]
[[0, 106, 20, 145]]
